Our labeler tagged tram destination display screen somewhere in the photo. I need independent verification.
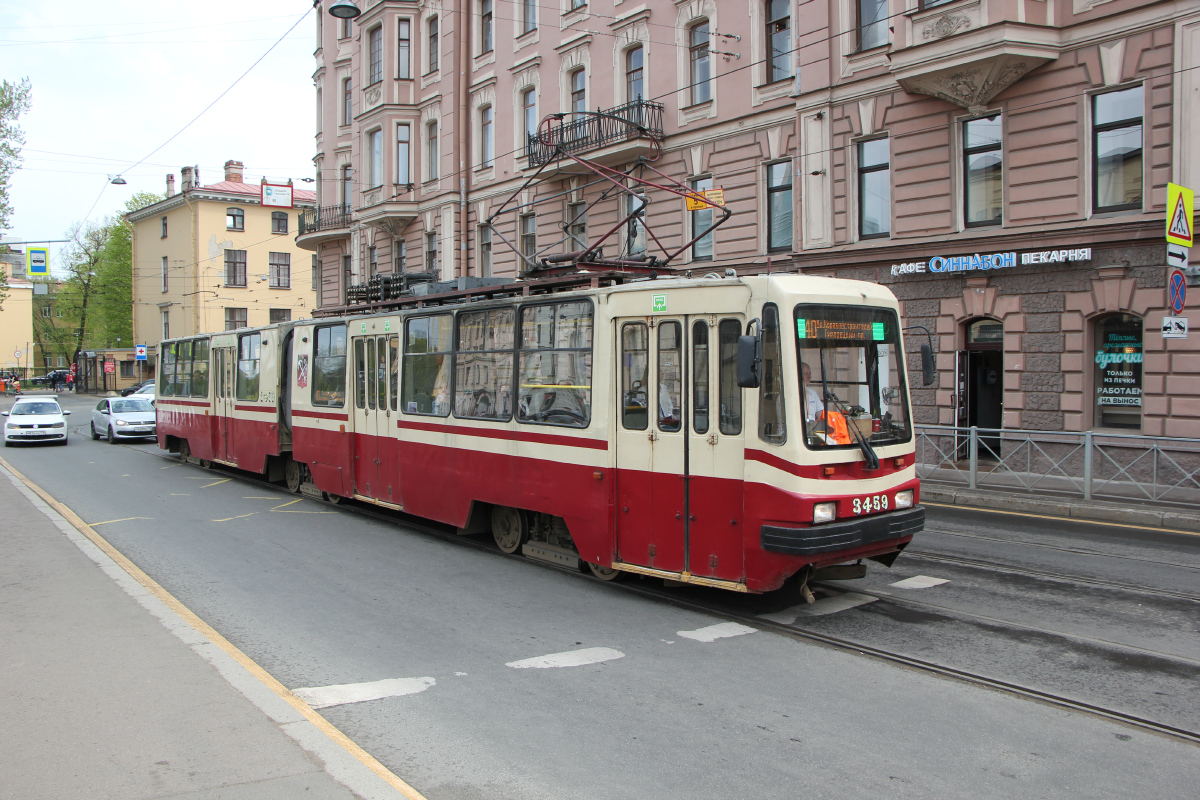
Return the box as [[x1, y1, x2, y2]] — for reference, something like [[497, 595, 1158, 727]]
[[793, 305, 911, 450]]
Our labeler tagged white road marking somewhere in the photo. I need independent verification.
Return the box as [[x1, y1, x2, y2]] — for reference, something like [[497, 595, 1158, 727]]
[[454, 672, 468, 676], [506, 647, 625, 669], [676, 622, 758, 642], [291, 677, 436, 709], [890, 575, 949, 589], [759, 592, 877, 624]]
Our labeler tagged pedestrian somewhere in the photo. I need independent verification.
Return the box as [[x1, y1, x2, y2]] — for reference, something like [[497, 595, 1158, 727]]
[[67, 372, 74, 392]]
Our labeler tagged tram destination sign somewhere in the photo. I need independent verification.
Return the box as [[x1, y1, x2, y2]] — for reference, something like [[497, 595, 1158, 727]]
[[891, 247, 1093, 277]]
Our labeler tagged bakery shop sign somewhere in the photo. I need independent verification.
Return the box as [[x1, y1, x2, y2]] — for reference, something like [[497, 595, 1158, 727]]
[[891, 247, 1093, 276]]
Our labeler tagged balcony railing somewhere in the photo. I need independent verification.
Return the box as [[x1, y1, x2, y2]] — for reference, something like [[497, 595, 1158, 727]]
[[298, 204, 352, 236], [526, 100, 664, 168]]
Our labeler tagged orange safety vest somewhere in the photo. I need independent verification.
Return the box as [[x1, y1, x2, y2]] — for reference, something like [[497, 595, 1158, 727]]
[[817, 410, 852, 445]]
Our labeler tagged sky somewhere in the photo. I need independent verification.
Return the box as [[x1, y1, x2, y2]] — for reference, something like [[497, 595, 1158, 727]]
[[1, 0, 319, 272]]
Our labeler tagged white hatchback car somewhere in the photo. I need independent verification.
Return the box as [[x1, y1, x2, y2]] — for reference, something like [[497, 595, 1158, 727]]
[[3, 397, 71, 446], [91, 396, 157, 443]]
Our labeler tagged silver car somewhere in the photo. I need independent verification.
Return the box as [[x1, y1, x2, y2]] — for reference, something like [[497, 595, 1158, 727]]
[[3, 397, 71, 446], [91, 397, 156, 443]]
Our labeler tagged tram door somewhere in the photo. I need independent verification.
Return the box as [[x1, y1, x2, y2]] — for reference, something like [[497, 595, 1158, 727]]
[[212, 345, 236, 463], [615, 317, 745, 580], [350, 330, 399, 501]]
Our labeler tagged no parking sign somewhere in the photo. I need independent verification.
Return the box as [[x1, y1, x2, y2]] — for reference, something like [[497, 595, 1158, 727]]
[[1168, 268, 1187, 314]]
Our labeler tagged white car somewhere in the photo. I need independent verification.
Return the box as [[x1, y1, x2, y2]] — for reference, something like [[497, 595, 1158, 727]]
[[3, 397, 71, 446], [131, 384, 156, 405], [91, 396, 157, 443]]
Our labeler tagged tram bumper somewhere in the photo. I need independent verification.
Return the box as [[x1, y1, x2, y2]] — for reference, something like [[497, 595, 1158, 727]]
[[760, 506, 925, 556]]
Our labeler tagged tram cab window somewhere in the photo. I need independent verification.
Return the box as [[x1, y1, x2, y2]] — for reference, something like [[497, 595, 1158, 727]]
[[236, 332, 261, 401], [718, 319, 742, 435], [758, 305, 786, 444], [518, 300, 593, 428], [312, 325, 347, 408], [794, 304, 911, 450], [455, 308, 514, 421], [403, 314, 453, 416], [160, 344, 176, 398], [192, 339, 210, 398], [621, 322, 649, 430]]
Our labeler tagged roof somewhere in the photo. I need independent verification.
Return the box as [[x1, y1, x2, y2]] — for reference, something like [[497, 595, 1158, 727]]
[[199, 181, 316, 202], [126, 180, 316, 221]]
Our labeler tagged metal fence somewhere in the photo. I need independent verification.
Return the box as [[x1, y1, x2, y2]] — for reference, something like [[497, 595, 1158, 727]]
[[526, 100, 665, 167], [298, 204, 352, 236], [915, 425, 1200, 505]]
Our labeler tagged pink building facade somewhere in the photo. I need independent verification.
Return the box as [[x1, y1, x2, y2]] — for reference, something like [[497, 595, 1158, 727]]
[[300, 0, 1200, 436]]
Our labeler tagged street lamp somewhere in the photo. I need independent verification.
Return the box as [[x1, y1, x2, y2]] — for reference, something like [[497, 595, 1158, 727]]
[[108, 175, 127, 185], [328, 0, 361, 19]]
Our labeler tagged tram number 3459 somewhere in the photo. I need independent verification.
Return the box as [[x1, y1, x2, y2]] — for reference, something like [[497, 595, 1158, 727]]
[[852, 494, 889, 515]]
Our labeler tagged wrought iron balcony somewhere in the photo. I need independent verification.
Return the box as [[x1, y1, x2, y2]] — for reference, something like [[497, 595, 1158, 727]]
[[298, 204, 352, 236], [526, 100, 664, 168]]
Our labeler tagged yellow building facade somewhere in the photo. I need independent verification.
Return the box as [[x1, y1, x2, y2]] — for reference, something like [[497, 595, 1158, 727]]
[[0, 250, 34, 378], [129, 162, 317, 346]]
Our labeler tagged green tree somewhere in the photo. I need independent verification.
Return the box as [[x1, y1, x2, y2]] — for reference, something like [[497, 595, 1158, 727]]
[[89, 192, 162, 348], [0, 77, 32, 235]]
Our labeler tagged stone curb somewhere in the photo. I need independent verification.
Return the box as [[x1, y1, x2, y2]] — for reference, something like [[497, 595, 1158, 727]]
[[920, 485, 1200, 533]]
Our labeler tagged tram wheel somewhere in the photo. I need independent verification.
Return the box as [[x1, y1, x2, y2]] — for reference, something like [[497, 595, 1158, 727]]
[[491, 506, 529, 554], [284, 459, 303, 494], [324, 492, 343, 504], [586, 562, 624, 582], [178, 440, 191, 463]]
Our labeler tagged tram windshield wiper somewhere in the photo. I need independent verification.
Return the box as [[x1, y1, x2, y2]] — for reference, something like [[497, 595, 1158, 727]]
[[822, 388, 881, 470]]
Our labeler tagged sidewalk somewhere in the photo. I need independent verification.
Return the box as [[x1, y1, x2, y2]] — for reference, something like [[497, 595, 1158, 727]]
[[0, 460, 417, 800], [921, 483, 1200, 532]]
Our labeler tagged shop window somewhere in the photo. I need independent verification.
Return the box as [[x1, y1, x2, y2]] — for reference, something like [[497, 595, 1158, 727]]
[[1094, 314, 1142, 429], [1093, 86, 1143, 213], [964, 115, 1003, 227]]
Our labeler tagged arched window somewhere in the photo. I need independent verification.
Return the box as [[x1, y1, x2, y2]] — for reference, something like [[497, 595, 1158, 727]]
[[1094, 314, 1142, 429], [522, 88, 537, 140], [689, 21, 711, 105], [570, 69, 586, 115], [626, 46, 643, 103], [226, 207, 244, 231]]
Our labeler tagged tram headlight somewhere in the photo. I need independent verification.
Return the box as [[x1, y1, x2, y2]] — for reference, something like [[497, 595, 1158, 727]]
[[894, 490, 914, 509], [812, 502, 837, 524]]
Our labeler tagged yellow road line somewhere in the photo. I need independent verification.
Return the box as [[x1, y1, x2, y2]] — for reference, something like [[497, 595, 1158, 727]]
[[244, 496, 279, 499], [0, 455, 428, 800], [922, 500, 1200, 537], [201, 478, 231, 488], [90, 517, 152, 527], [213, 512, 257, 522]]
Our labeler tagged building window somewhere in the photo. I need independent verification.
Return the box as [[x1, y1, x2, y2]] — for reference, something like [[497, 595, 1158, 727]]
[[1094, 314, 1142, 430], [481, 0, 493, 53], [312, 254, 320, 290], [426, 231, 438, 274], [766, 161, 793, 251], [1093, 86, 1143, 213], [341, 165, 353, 210], [160, 216, 168, 238], [858, 0, 888, 51], [767, 0, 791, 83], [567, 202, 587, 250], [964, 115, 1003, 227], [226, 206, 244, 231], [689, 22, 712, 105], [225, 307, 248, 331], [626, 46, 643, 102], [340, 15, 352, 39], [570, 0, 585, 9], [271, 211, 288, 234], [480, 106, 493, 167], [427, 121, 439, 180], [396, 124, 411, 185], [342, 78, 352, 125], [56, 306, 62, 317], [427, 16, 439, 73], [161, 309, 169, 340], [522, 88, 537, 141], [478, 225, 492, 276], [395, 239, 407, 272], [367, 25, 383, 85], [367, 128, 383, 189], [270, 309, 292, 324], [691, 177, 714, 260], [368, 246, 377, 278], [42, 305, 51, 318], [521, 0, 536, 35], [397, 19, 411, 78], [520, 214, 536, 261], [858, 138, 890, 238], [269, 252, 291, 288], [161, 255, 169, 292], [225, 249, 247, 287], [570, 69, 586, 115], [627, 191, 646, 255]]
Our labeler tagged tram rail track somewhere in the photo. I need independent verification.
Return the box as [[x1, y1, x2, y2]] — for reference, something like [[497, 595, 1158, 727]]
[[125, 441, 1200, 748]]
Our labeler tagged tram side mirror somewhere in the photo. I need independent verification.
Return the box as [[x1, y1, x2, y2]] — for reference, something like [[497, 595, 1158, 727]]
[[736, 333, 761, 388], [920, 343, 936, 386]]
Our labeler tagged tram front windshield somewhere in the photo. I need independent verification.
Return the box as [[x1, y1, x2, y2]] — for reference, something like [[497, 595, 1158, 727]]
[[794, 304, 911, 450]]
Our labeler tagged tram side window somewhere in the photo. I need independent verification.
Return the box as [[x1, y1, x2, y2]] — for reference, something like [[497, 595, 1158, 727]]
[[388, 335, 399, 411], [403, 314, 453, 416], [176, 340, 193, 398], [759, 304, 787, 444], [621, 323, 649, 430], [236, 332, 261, 401], [191, 339, 210, 398], [718, 319, 742, 435], [455, 308, 514, 421], [354, 338, 367, 409], [658, 322, 682, 432], [312, 325, 347, 408], [518, 300, 593, 427], [160, 344, 176, 397]]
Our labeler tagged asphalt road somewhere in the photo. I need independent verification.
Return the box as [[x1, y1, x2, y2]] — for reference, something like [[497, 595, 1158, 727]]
[[4, 390, 1199, 799]]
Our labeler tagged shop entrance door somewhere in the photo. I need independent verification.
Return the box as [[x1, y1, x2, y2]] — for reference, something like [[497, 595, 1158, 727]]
[[955, 319, 1003, 459]]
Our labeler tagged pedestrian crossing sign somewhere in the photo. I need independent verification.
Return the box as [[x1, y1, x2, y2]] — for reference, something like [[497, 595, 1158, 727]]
[[1166, 183, 1194, 247]]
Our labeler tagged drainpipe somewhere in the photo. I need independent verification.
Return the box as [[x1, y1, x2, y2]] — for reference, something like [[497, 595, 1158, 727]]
[[458, 0, 469, 277]]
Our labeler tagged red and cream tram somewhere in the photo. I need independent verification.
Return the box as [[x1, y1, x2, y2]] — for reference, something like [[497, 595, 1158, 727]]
[[156, 273, 926, 593]]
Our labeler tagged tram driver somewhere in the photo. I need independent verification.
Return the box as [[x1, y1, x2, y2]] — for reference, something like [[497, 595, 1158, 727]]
[[801, 362, 822, 422]]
